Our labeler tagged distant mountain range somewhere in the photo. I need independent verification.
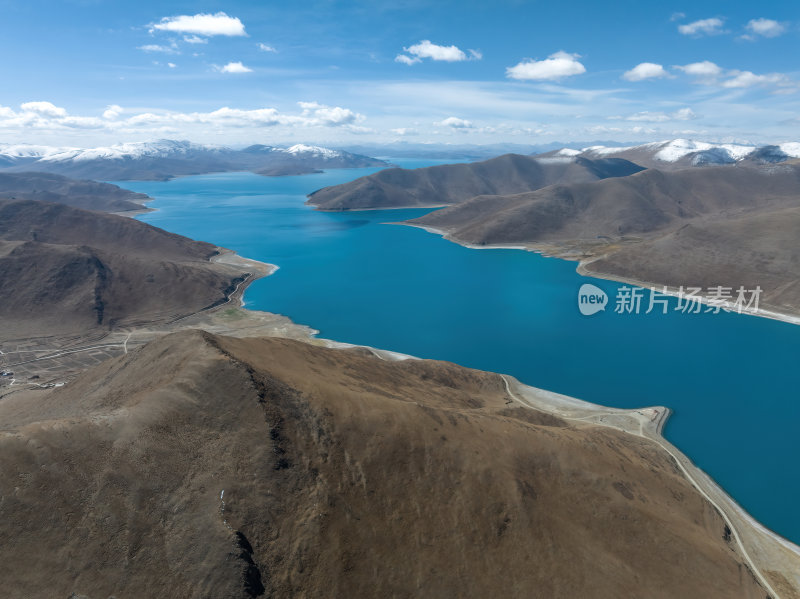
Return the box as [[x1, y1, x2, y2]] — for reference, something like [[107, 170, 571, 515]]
[[308, 154, 645, 210], [537, 139, 800, 169], [0, 140, 389, 181]]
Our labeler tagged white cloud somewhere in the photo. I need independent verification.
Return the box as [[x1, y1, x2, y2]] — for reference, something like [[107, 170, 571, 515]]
[[214, 61, 253, 74], [0, 101, 367, 138], [298, 102, 363, 126], [623, 62, 669, 81], [675, 60, 723, 79], [183, 35, 208, 45], [434, 116, 474, 129], [671, 107, 697, 120], [395, 40, 480, 64], [20, 101, 67, 118], [395, 54, 420, 65], [745, 18, 786, 38], [506, 51, 586, 81], [102, 105, 123, 120], [675, 61, 790, 89], [258, 43, 277, 52], [138, 43, 178, 54], [722, 70, 787, 88], [150, 12, 246, 37], [168, 63, 177, 69], [678, 17, 725, 36], [670, 12, 686, 22]]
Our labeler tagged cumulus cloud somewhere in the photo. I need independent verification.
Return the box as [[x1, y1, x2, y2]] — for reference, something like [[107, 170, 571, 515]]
[[744, 18, 786, 39], [20, 101, 68, 118], [395, 40, 480, 64], [298, 102, 363, 126], [678, 17, 725, 36], [102, 105, 123, 120], [183, 35, 208, 44], [434, 116, 474, 129], [214, 61, 252, 74], [258, 43, 277, 52], [675, 60, 790, 89], [622, 62, 669, 81], [395, 54, 420, 65], [722, 71, 787, 88], [675, 60, 723, 80], [506, 51, 586, 81], [0, 101, 367, 137], [167, 63, 177, 69], [150, 12, 246, 37]]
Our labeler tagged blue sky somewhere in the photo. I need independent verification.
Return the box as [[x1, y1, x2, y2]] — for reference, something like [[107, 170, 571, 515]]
[[1, 0, 798, 146]]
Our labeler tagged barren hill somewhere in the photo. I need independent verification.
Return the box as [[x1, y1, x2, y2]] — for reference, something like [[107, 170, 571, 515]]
[[0, 199, 249, 337], [307, 154, 645, 210], [0, 330, 769, 598], [0, 172, 150, 212]]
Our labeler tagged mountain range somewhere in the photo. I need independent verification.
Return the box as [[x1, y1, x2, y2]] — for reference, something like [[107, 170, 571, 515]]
[[0, 140, 388, 181], [537, 139, 800, 169], [307, 154, 646, 210]]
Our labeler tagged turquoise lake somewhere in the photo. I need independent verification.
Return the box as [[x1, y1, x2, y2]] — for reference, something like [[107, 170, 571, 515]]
[[123, 160, 800, 544]]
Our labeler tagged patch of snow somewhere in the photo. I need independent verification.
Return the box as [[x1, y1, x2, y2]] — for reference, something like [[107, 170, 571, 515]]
[[779, 142, 800, 158], [0, 144, 74, 159], [282, 144, 342, 158], [653, 139, 712, 162], [652, 139, 754, 162], [555, 148, 580, 157], [582, 145, 634, 156], [718, 143, 756, 160]]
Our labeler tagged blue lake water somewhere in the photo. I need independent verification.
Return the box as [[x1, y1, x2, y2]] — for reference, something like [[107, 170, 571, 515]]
[[122, 161, 800, 544]]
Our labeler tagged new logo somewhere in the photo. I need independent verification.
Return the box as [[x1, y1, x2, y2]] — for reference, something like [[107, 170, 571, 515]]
[[578, 283, 608, 316]]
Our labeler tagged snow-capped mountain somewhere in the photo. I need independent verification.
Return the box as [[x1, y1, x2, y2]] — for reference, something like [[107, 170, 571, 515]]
[[0, 143, 77, 159], [541, 139, 800, 169], [37, 140, 223, 163], [0, 140, 388, 180], [282, 144, 344, 159]]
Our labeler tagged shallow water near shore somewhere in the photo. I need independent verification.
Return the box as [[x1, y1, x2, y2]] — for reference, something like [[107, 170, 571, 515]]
[[123, 161, 800, 544]]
